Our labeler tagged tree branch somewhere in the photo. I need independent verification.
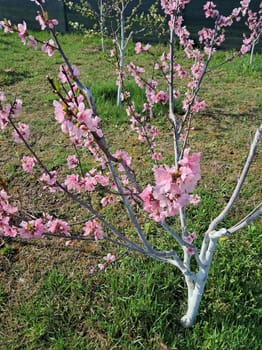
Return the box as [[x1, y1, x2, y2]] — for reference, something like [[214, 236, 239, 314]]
[[207, 124, 262, 233]]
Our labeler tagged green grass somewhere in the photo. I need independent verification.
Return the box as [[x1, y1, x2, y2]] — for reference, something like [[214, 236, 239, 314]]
[[0, 29, 262, 350]]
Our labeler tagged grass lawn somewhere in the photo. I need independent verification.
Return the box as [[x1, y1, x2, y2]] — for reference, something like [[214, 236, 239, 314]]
[[0, 29, 262, 350]]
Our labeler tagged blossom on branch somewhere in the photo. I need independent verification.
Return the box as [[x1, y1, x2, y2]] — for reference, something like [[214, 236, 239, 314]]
[[140, 149, 201, 222], [83, 219, 104, 241], [21, 156, 37, 173], [12, 123, 30, 143]]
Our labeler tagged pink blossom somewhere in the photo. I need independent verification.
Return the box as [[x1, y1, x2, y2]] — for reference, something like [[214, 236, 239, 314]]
[[64, 174, 80, 192], [240, 0, 251, 8], [12, 99, 23, 117], [76, 102, 103, 137], [48, 219, 70, 235], [35, 12, 46, 30], [152, 153, 162, 161], [184, 232, 196, 244], [0, 104, 11, 129], [1, 225, 18, 238], [121, 91, 130, 101], [19, 218, 46, 239], [232, 8, 241, 17], [155, 91, 169, 104], [12, 123, 30, 143], [28, 35, 37, 49], [83, 219, 104, 241], [58, 64, 80, 83], [95, 173, 110, 187], [161, 0, 190, 15], [134, 42, 151, 54], [140, 150, 201, 222], [186, 247, 195, 256], [135, 42, 143, 54], [17, 21, 27, 44], [154, 166, 173, 193], [100, 195, 115, 207], [113, 150, 132, 172], [0, 91, 6, 102], [42, 39, 56, 56], [53, 100, 65, 123], [190, 194, 201, 205], [0, 20, 12, 33], [40, 171, 58, 192], [203, 2, 219, 19], [21, 156, 37, 173], [98, 263, 106, 270], [127, 63, 145, 88], [47, 19, 59, 29], [80, 174, 96, 192], [191, 99, 206, 113], [103, 253, 115, 263], [67, 155, 79, 169], [89, 266, 96, 274], [143, 44, 152, 51], [0, 190, 17, 216], [77, 102, 92, 124]]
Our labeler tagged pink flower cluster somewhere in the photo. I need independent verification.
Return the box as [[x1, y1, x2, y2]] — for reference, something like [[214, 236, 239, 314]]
[[40, 171, 58, 193], [83, 219, 104, 241], [0, 190, 18, 238], [42, 39, 56, 56], [140, 149, 201, 222], [145, 79, 169, 106], [113, 150, 132, 172], [127, 62, 145, 88], [58, 65, 80, 84], [35, 11, 59, 31], [0, 18, 57, 55], [240, 4, 262, 54], [203, 2, 219, 19], [53, 79, 103, 150], [0, 191, 71, 239], [160, 0, 190, 15], [184, 232, 196, 255], [89, 253, 115, 273], [126, 101, 159, 145], [17, 217, 70, 239], [63, 168, 110, 193], [0, 93, 23, 129], [22, 156, 37, 173], [134, 42, 151, 54], [97, 253, 116, 271], [12, 122, 30, 143]]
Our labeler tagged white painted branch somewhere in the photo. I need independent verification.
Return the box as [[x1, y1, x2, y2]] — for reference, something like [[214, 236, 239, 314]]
[[207, 124, 262, 233], [99, 0, 105, 52], [117, 2, 125, 106], [107, 159, 153, 253], [228, 202, 262, 234]]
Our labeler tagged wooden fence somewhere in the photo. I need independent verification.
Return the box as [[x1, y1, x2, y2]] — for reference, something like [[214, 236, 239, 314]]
[[0, 0, 261, 50]]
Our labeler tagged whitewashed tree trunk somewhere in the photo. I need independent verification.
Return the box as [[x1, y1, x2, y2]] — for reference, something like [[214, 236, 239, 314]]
[[99, 0, 105, 52], [181, 237, 218, 327], [117, 1, 125, 106]]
